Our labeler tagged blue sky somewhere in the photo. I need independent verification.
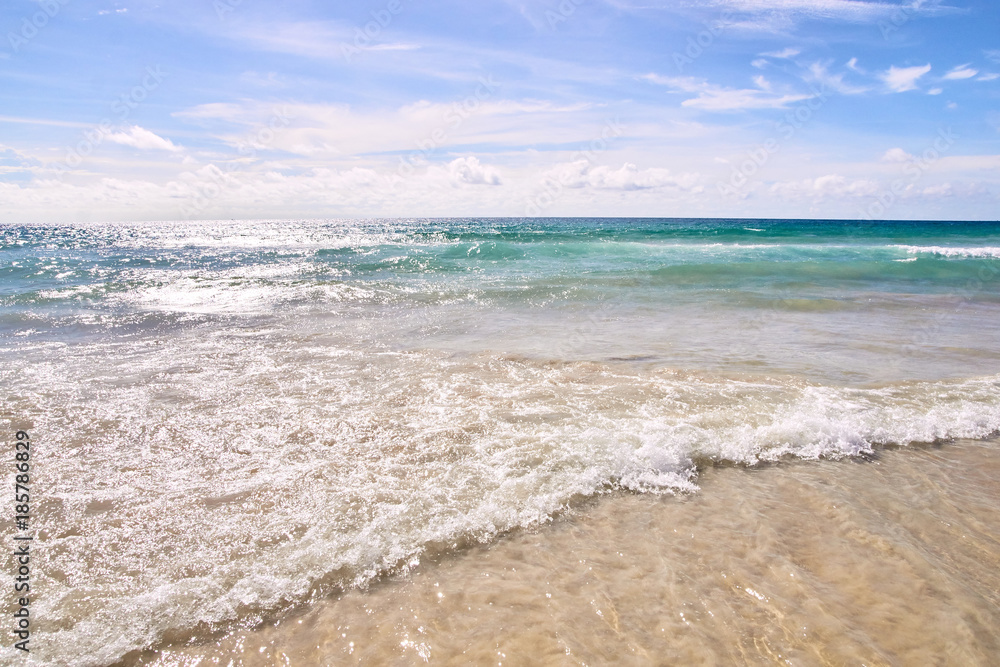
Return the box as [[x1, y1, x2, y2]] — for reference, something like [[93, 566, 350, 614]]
[[1, 0, 998, 221]]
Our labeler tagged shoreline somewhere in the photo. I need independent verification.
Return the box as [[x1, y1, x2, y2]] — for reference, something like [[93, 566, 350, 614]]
[[129, 437, 1000, 666]]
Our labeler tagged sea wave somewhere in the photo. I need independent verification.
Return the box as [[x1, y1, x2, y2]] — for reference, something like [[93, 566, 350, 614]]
[[895, 245, 1000, 258], [3, 342, 998, 665]]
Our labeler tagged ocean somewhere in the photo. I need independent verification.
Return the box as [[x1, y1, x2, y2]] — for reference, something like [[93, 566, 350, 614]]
[[1, 218, 999, 665]]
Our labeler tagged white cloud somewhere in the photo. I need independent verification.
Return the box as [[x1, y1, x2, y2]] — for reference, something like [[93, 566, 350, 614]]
[[542, 160, 700, 191], [617, 0, 941, 23], [879, 64, 931, 92], [106, 126, 182, 152], [367, 43, 421, 52], [932, 155, 1000, 171], [943, 64, 978, 80], [846, 57, 864, 73], [762, 47, 800, 59], [713, 0, 895, 17], [3, 150, 997, 223], [173, 97, 605, 162], [596, 0, 953, 37], [215, 21, 375, 61], [806, 62, 867, 94], [174, 102, 271, 125], [769, 174, 879, 199], [0, 115, 93, 128], [921, 183, 954, 197], [977, 73, 1000, 82], [447, 157, 502, 185], [239, 71, 285, 88], [927, 87, 943, 95], [694, 0, 942, 32], [685, 88, 811, 111], [642, 73, 811, 110], [881, 148, 913, 163]]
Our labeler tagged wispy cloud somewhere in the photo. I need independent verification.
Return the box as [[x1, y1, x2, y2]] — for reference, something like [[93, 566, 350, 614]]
[[702, 0, 922, 32], [215, 20, 419, 62], [762, 47, 801, 59], [0, 116, 94, 128], [942, 64, 978, 80], [712, 0, 952, 20], [106, 126, 182, 152], [642, 74, 811, 110], [714, 0, 897, 17], [806, 62, 868, 94], [174, 98, 608, 164], [879, 64, 931, 92], [540, 159, 701, 191]]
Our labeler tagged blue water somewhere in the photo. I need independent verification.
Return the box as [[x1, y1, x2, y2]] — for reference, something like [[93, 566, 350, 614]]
[[4, 219, 1000, 305], [2, 218, 1000, 665], [5, 217, 999, 380]]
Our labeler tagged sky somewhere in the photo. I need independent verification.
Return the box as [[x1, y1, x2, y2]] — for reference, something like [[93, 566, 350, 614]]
[[1, 0, 999, 222]]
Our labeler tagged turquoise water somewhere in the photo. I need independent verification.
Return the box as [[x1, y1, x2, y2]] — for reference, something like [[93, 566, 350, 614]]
[[2, 218, 1000, 664], [4, 218, 999, 380]]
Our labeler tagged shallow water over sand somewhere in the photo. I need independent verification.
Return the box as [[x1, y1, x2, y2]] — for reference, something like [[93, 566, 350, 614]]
[[134, 437, 1000, 666]]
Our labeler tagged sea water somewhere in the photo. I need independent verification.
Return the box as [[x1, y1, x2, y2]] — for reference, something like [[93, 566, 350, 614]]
[[1, 218, 998, 664]]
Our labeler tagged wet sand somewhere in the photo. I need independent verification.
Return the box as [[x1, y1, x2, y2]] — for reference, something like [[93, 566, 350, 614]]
[[130, 438, 1000, 666]]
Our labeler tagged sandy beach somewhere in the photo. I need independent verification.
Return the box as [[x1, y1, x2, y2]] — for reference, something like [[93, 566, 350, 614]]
[[129, 437, 1000, 666]]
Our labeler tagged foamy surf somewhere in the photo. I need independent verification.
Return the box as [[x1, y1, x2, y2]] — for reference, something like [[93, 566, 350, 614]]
[[895, 244, 1000, 258], [3, 342, 999, 665]]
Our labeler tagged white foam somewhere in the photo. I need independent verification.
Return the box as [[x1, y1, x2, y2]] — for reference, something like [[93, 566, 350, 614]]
[[895, 245, 1000, 259], [5, 337, 999, 665]]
